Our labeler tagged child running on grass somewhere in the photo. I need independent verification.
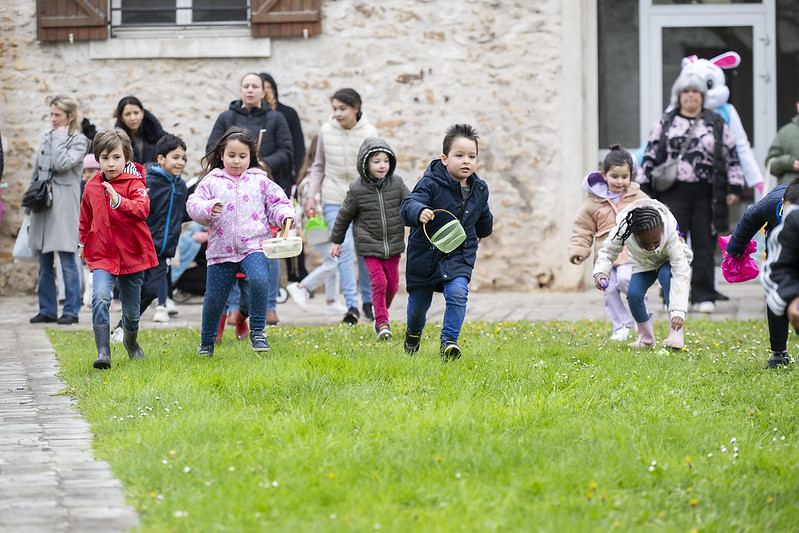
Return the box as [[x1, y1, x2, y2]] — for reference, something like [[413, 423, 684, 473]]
[[569, 144, 649, 342], [187, 127, 295, 356], [593, 198, 693, 349], [79, 129, 158, 369], [330, 137, 410, 341], [400, 124, 493, 360]]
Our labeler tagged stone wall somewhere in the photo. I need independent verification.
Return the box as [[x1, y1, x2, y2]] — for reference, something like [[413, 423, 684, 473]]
[[0, 0, 592, 296]]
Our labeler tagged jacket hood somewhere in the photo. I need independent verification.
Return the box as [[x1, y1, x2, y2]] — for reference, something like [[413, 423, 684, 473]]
[[105, 161, 145, 182], [616, 198, 679, 250], [148, 163, 180, 181], [227, 100, 268, 117], [260, 73, 278, 101], [583, 171, 610, 196], [425, 158, 478, 190], [583, 171, 641, 199], [114, 109, 164, 144], [357, 137, 397, 181]]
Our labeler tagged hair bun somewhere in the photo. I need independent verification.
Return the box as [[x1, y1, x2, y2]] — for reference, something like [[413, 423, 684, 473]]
[[608, 143, 622, 151]]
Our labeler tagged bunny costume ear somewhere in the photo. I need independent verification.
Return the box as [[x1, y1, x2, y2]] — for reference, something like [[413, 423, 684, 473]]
[[709, 51, 741, 69], [681, 55, 698, 68]]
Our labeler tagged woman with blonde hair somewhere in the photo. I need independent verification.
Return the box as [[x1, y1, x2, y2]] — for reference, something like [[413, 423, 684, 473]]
[[26, 94, 89, 324]]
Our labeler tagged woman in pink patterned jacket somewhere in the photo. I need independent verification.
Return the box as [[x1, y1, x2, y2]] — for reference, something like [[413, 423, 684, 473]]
[[187, 127, 295, 357]]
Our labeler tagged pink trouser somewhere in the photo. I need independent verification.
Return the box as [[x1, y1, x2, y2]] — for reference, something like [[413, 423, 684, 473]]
[[363, 256, 400, 326]]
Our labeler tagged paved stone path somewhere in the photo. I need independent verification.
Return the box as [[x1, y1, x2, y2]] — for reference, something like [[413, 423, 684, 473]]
[[0, 277, 768, 531]]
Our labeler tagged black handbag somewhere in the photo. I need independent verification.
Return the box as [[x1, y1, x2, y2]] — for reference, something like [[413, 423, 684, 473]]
[[21, 177, 53, 211]]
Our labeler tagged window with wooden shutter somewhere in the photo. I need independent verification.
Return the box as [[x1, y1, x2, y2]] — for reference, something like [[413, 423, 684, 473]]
[[251, 0, 321, 38], [37, 0, 108, 42]]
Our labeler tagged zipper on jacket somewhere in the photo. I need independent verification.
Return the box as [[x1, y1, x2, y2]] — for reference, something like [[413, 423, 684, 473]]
[[377, 187, 389, 258], [159, 179, 175, 257]]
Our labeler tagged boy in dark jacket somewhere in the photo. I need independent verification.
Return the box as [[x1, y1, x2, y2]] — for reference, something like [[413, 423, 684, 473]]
[[761, 179, 799, 368], [111, 134, 190, 340], [728, 179, 799, 368], [330, 137, 410, 340], [400, 124, 493, 360]]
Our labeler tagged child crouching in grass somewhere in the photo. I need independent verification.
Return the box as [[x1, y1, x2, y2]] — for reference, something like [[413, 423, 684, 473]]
[[593, 198, 693, 350]]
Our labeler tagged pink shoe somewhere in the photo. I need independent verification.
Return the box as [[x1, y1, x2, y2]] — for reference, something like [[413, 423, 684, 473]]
[[662, 325, 684, 350], [629, 316, 655, 348]]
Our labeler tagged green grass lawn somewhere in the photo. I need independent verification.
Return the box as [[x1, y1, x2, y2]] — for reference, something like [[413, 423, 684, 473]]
[[49, 319, 799, 532]]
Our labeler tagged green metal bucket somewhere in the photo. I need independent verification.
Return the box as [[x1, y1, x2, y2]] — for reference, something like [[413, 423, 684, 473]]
[[424, 210, 466, 253]]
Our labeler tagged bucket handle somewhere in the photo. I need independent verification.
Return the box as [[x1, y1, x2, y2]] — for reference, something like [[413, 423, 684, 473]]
[[422, 209, 459, 245], [278, 217, 292, 239]]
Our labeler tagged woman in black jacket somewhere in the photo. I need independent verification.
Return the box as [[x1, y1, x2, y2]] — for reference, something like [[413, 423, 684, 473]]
[[114, 96, 167, 167]]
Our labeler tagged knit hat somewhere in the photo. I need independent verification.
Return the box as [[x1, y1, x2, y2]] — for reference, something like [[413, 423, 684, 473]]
[[83, 153, 99, 170], [671, 71, 707, 102]]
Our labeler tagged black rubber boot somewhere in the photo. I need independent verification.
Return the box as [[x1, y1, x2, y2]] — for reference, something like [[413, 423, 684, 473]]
[[122, 327, 146, 359], [93, 325, 112, 370]]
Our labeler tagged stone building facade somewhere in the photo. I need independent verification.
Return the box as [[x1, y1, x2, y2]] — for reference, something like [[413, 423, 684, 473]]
[[0, 0, 596, 296]]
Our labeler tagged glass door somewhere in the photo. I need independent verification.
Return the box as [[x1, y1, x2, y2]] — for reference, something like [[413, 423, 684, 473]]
[[639, 1, 776, 176]]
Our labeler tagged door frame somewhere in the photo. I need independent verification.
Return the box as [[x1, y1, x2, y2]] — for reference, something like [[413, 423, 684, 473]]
[[638, 0, 776, 174]]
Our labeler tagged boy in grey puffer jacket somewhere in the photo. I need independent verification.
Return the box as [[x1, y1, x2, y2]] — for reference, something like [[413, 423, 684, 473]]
[[330, 137, 410, 340]]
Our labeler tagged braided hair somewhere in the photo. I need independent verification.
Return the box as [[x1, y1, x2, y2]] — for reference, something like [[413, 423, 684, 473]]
[[614, 206, 663, 245]]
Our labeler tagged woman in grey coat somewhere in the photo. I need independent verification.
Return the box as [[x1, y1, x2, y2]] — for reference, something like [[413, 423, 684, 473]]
[[26, 95, 89, 324]]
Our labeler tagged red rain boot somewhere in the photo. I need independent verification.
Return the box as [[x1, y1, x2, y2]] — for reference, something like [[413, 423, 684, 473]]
[[215, 314, 227, 344]]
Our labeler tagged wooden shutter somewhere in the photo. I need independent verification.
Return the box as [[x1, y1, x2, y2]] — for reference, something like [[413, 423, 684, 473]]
[[37, 0, 107, 41], [251, 0, 321, 38]]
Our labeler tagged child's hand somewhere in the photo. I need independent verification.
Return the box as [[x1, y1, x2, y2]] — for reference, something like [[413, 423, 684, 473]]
[[419, 209, 434, 224], [788, 297, 799, 332], [330, 243, 342, 257], [192, 231, 208, 244], [78, 246, 86, 264], [571, 255, 584, 265], [304, 198, 316, 218], [594, 274, 609, 291], [101, 182, 119, 206], [211, 202, 223, 217], [670, 316, 684, 331]]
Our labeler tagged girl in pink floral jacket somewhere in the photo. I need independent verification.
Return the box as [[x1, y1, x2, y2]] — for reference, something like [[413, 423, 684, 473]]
[[187, 127, 295, 356]]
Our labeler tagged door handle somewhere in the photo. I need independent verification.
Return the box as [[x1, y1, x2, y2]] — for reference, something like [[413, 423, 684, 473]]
[[758, 72, 771, 82]]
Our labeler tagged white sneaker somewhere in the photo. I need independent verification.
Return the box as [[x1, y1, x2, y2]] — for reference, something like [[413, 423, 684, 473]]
[[153, 305, 170, 323], [286, 282, 308, 311], [609, 327, 631, 341], [165, 298, 179, 316], [696, 301, 715, 313], [110, 326, 124, 345], [322, 301, 348, 315]]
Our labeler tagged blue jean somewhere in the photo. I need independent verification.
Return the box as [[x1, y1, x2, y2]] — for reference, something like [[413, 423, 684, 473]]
[[201, 253, 270, 344], [323, 204, 372, 309], [171, 222, 205, 285], [224, 256, 277, 315], [92, 269, 145, 330], [627, 263, 672, 323], [38, 251, 81, 318], [406, 277, 469, 344]]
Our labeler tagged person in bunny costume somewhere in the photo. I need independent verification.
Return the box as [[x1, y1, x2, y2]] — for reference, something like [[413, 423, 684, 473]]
[[671, 51, 764, 194]]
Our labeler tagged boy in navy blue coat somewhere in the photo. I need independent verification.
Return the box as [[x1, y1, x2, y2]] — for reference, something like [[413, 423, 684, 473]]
[[735, 178, 799, 368], [111, 134, 191, 341], [400, 124, 493, 360]]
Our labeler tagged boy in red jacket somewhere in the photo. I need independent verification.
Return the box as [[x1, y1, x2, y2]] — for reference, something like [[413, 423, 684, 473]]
[[79, 129, 158, 369]]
